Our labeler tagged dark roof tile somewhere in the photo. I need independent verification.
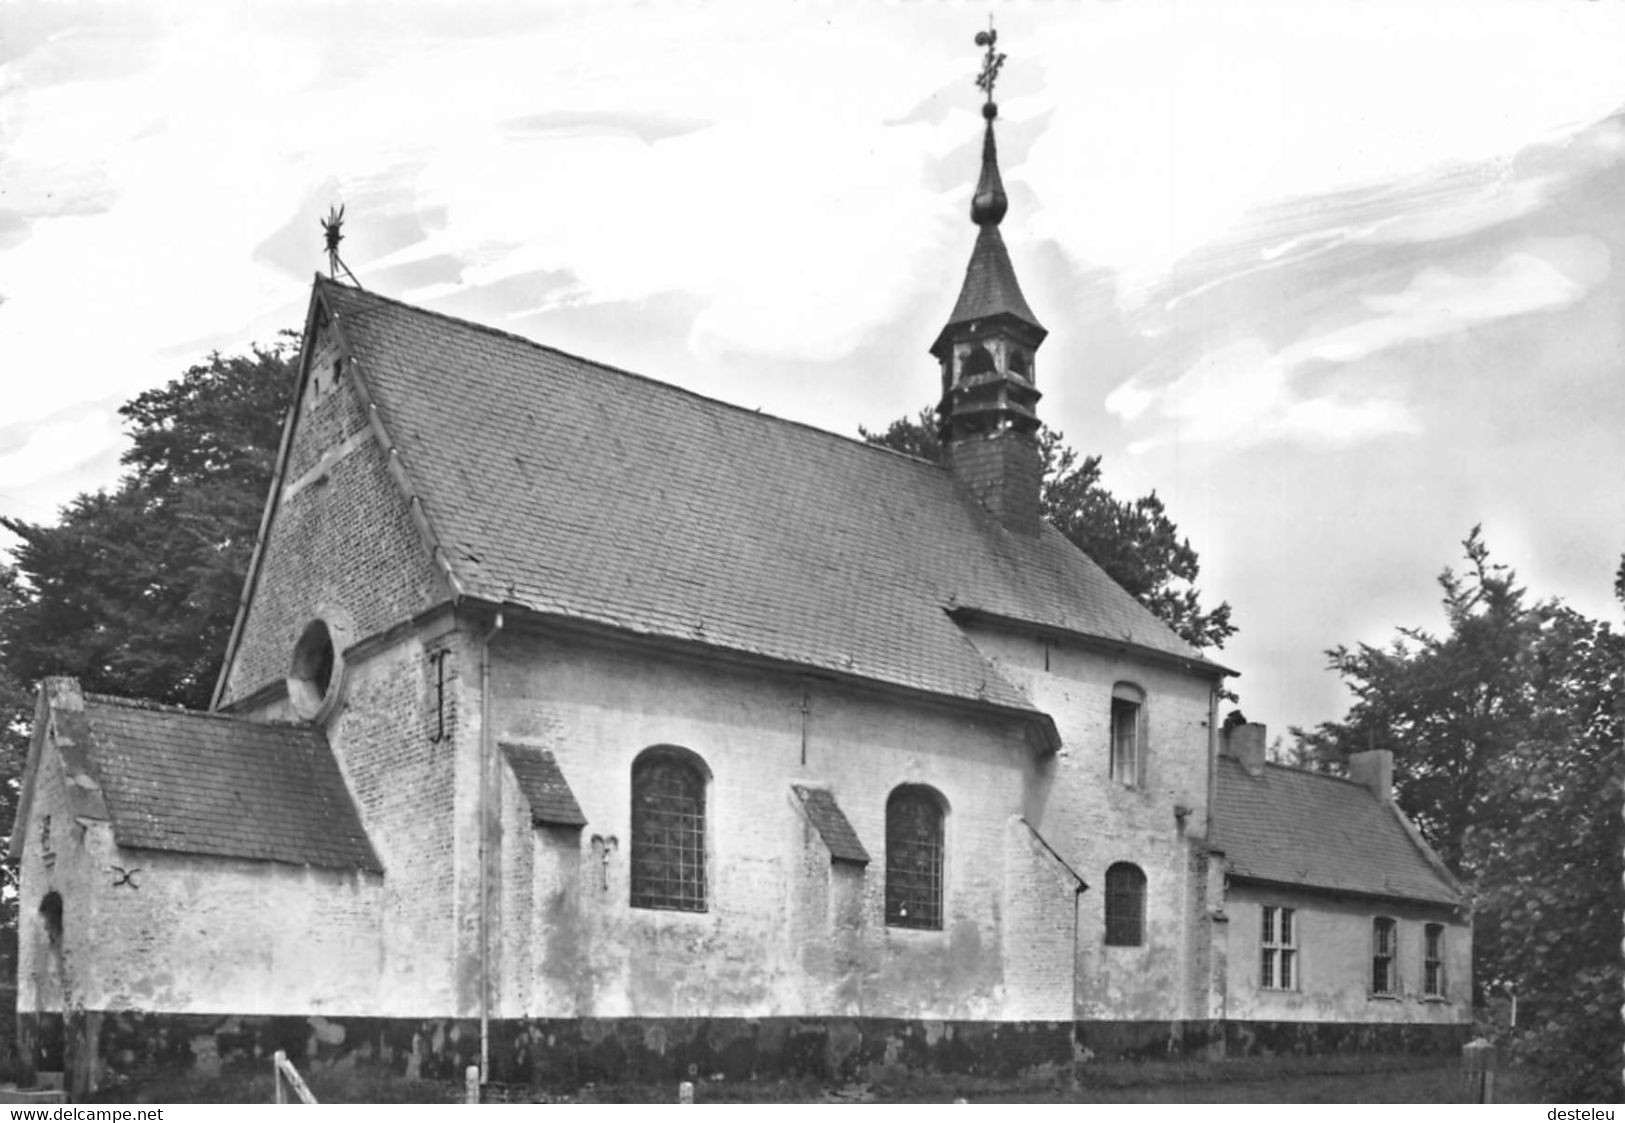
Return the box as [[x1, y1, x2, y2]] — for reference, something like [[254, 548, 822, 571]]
[[81, 695, 380, 872], [315, 281, 1218, 727]]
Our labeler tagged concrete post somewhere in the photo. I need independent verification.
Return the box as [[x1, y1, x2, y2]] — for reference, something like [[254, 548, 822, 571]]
[[679, 1081, 695, 1103], [1462, 1038, 1496, 1103], [465, 1064, 480, 1105]]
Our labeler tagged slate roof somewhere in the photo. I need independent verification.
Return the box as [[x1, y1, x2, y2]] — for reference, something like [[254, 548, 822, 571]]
[[502, 744, 588, 828], [791, 785, 870, 864], [77, 694, 380, 872], [314, 280, 1221, 730], [1209, 757, 1460, 907]]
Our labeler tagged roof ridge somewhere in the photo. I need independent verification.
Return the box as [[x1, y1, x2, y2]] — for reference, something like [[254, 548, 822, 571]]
[[317, 277, 949, 473], [1255, 757, 1372, 790], [86, 691, 314, 731]]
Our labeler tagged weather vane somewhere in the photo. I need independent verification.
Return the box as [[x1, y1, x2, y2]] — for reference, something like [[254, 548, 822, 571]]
[[320, 204, 363, 288], [974, 21, 1005, 112]]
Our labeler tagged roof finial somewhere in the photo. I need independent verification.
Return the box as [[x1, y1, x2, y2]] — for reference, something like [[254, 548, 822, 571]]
[[974, 20, 1005, 119], [970, 23, 1009, 226], [320, 204, 364, 289]]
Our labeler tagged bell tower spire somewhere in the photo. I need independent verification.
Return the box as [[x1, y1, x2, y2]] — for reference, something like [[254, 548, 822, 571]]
[[932, 25, 1048, 534]]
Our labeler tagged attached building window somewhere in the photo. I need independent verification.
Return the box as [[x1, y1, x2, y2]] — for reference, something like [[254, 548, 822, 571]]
[[1104, 862, 1146, 946], [1261, 905, 1297, 989], [1424, 923, 1446, 998], [1110, 683, 1145, 786], [630, 747, 708, 912], [885, 785, 945, 930], [1372, 917, 1397, 996]]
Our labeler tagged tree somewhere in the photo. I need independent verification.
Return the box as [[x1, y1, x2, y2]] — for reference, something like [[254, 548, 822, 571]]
[[860, 408, 1236, 650], [1, 340, 297, 712], [1291, 530, 1623, 1101], [1289, 528, 1540, 873]]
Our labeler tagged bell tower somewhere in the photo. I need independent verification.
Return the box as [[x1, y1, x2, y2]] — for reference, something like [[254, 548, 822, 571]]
[[931, 27, 1048, 535]]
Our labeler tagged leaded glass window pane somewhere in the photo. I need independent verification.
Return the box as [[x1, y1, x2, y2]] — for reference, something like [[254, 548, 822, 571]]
[[631, 753, 707, 912]]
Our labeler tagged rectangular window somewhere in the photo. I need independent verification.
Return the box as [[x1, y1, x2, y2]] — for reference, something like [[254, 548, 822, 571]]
[[1111, 697, 1140, 786], [1424, 923, 1445, 998], [1261, 905, 1296, 990], [1372, 917, 1397, 996]]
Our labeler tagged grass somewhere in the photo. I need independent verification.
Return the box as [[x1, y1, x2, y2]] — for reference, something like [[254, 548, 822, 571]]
[[82, 1053, 1536, 1104]]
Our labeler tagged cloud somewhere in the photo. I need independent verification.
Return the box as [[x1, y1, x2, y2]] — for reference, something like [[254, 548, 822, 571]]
[[0, 406, 124, 492], [1111, 241, 1608, 452], [1303, 242, 1606, 365]]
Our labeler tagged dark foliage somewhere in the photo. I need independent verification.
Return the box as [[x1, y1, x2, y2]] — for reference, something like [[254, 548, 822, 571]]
[[1, 340, 297, 713], [1289, 529, 1623, 1101]]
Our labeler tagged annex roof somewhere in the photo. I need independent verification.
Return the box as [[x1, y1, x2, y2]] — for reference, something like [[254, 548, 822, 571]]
[[307, 279, 1222, 728], [1209, 757, 1460, 907], [71, 693, 379, 872]]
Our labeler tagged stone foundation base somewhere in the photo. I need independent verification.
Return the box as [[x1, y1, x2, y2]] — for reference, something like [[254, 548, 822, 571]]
[[17, 1011, 1472, 1097]]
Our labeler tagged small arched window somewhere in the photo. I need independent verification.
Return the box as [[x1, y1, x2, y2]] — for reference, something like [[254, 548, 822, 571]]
[[961, 343, 996, 379], [630, 747, 708, 912], [886, 785, 945, 930], [1104, 862, 1146, 946], [1110, 683, 1146, 787]]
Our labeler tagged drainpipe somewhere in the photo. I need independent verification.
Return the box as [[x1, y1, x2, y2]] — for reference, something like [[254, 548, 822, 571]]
[[478, 612, 504, 1084], [1205, 684, 1219, 839]]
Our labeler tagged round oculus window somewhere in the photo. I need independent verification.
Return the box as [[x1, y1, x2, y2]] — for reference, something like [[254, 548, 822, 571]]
[[288, 618, 345, 721]]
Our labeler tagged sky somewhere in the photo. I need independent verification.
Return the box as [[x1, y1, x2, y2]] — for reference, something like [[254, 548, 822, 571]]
[[3, 0, 1623, 739]]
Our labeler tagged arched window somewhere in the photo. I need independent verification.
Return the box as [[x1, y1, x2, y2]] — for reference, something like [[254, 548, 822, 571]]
[[886, 785, 945, 930], [630, 747, 708, 912], [1110, 683, 1146, 787], [1104, 862, 1146, 946]]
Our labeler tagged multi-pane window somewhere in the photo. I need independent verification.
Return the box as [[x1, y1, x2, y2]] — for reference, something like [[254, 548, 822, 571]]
[[1372, 917, 1397, 995], [1260, 905, 1297, 989], [886, 786, 945, 930], [1110, 684, 1145, 786], [1104, 862, 1146, 946], [1424, 923, 1445, 998], [630, 748, 707, 912]]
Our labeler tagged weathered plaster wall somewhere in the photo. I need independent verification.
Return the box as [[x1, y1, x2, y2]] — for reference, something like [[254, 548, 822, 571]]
[[486, 626, 1076, 1023], [219, 320, 441, 707], [17, 743, 383, 1022], [961, 626, 1216, 1021], [1223, 884, 1470, 1025], [235, 617, 475, 1017]]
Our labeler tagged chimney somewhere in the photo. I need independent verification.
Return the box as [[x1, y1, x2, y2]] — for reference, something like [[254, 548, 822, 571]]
[[43, 675, 84, 713], [1222, 722, 1267, 778], [1347, 749, 1393, 803]]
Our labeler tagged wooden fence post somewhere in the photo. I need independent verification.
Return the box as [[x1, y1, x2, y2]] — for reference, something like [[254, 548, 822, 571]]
[[273, 1050, 286, 1104], [1462, 1037, 1496, 1104], [465, 1064, 481, 1105]]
